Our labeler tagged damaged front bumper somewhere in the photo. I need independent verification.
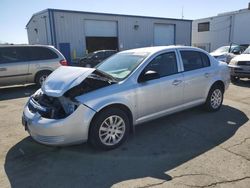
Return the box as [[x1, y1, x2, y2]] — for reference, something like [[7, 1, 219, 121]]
[[22, 98, 96, 146]]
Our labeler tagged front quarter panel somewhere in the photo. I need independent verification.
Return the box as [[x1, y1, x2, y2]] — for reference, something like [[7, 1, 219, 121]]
[[75, 83, 137, 123]]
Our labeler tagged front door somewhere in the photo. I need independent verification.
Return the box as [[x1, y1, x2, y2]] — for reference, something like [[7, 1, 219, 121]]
[[135, 51, 183, 123]]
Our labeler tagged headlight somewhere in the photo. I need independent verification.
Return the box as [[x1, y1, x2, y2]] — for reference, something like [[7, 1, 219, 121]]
[[229, 60, 237, 65]]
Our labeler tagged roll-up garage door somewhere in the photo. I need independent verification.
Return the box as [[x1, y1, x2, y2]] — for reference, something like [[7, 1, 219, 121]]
[[154, 24, 175, 46], [85, 20, 118, 52]]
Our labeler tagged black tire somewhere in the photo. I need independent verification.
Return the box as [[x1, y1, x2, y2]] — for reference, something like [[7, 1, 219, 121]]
[[204, 85, 224, 112], [89, 108, 130, 150], [35, 71, 51, 87], [230, 76, 239, 82]]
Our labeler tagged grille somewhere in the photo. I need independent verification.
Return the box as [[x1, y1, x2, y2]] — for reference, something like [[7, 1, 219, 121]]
[[238, 61, 250, 66]]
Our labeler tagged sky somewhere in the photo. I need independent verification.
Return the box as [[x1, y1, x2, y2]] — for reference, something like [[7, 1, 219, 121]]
[[0, 0, 250, 44]]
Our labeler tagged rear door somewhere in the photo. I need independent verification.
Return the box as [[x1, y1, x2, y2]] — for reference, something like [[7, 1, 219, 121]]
[[178, 49, 212, 104], [0, 47, 29, 86]]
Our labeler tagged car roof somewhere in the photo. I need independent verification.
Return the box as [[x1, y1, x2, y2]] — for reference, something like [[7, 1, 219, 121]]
[[0, 44, 55, 48], [121, 46, 202, 54]]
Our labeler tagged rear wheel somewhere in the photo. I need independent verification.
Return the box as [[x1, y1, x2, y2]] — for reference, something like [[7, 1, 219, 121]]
[[204, 85, 224, 112], [89, 108, 130, 150], [35, 71, 51, 87]]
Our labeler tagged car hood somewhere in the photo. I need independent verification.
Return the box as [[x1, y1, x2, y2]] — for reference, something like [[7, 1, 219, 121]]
[[41, 66, 95, 97], [210, 52, 227, 57], [231, 54, 250, 62]]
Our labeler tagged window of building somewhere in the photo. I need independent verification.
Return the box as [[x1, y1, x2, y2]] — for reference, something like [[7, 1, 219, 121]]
[[198, 22, 210, 32]]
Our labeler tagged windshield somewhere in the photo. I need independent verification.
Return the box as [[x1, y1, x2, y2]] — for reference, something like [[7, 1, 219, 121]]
[[243, 47, 250, 54], [96, 52, 149, 80]]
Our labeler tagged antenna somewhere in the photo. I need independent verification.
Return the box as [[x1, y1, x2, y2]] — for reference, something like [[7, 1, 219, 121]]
[[181, 6, 184, 19]]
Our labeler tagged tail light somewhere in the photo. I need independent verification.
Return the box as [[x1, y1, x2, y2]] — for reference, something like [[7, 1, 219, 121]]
[[60, 59, 68, 66]]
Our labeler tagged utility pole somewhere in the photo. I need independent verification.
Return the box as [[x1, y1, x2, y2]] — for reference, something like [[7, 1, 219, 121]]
[[181, 6, 184, 19]]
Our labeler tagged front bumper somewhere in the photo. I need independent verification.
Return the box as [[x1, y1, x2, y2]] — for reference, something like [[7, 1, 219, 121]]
[[22, 100, 96, 146], [228, 64, 250, 78]]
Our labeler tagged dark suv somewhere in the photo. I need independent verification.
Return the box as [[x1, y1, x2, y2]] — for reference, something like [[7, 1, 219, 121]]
[[79, 50, 117, 67]]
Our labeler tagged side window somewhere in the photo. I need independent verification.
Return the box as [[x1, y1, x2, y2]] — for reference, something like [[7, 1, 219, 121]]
[[0, 47, 19, 63], [29, 47, 58, 61], [180, 51, 210, 71], [200, 52, 210, 67], [145, 52, 178, 77]]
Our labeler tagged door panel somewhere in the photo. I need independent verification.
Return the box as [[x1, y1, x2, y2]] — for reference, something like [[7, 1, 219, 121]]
[[179, 50, 212, 103], [182, 69, 209, 103], [135, 51, 183, 122]]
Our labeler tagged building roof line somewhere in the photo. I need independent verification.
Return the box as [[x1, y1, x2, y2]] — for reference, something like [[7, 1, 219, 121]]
[[26, 8, 192, 27], [194, 8, 250, 22]]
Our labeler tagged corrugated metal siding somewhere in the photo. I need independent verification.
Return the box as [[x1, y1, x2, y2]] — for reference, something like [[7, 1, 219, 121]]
[[28, 10, 191, 59], [192, 10, 250, 52], [26, 12, 52, 45]]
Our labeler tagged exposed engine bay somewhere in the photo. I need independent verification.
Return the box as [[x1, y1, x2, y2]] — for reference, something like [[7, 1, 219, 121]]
[[28, 70, 116, 119]]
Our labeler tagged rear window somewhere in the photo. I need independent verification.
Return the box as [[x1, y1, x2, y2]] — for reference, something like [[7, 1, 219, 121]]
[[0, 46, 58, 64]]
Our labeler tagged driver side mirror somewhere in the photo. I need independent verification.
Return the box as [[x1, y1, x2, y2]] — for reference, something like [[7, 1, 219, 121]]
[[138, 70, 160, 83]]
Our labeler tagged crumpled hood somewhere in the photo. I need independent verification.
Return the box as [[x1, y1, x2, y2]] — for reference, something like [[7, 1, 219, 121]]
[[210, 52, 227, 57], [41, 66, 95, 97]]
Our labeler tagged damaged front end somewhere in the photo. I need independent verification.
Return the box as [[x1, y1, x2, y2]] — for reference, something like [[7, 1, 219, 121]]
[[28, 90, 79, 119], [27, 67, 116, 119]]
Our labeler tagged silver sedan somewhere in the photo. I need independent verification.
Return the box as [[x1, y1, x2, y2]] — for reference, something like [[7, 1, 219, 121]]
[[22, 46, 230, 150]]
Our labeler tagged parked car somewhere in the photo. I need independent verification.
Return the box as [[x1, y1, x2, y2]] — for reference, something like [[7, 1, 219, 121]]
[[79, 50, 117, 67], [210, 44, 248, 63], [0, 45, 67, 87], [22, 46, 230, 150], [228, 46, 250, 82]]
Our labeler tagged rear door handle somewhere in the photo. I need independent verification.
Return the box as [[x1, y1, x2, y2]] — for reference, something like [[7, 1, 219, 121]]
[[172, 80, 182, 86], [204, 73, 210, 78], [0, 68, 7, 71]]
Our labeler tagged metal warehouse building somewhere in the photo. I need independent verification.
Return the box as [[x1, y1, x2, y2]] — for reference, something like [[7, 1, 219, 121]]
[[26, 9, 192, 62], [192, 4, 250, 52]]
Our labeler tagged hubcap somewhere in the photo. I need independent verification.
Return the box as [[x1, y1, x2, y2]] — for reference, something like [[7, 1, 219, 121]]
[[39, 75, 48, 86], [99, 115, 126, 146], [210, 89, 222, 109]]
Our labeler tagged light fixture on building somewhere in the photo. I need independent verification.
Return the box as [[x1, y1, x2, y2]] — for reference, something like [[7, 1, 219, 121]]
[[134, 24, 139, 30]]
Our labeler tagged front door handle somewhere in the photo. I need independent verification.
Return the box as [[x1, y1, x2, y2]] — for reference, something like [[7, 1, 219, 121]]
[[0, 68, 7, 71], [172, 80, 182, 86]]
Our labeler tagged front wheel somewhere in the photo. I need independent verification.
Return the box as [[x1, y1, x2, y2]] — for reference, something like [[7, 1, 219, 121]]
[[204, 85, 224, 112], [89, 108, 130, 150], [35, 71, 51, 87]]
